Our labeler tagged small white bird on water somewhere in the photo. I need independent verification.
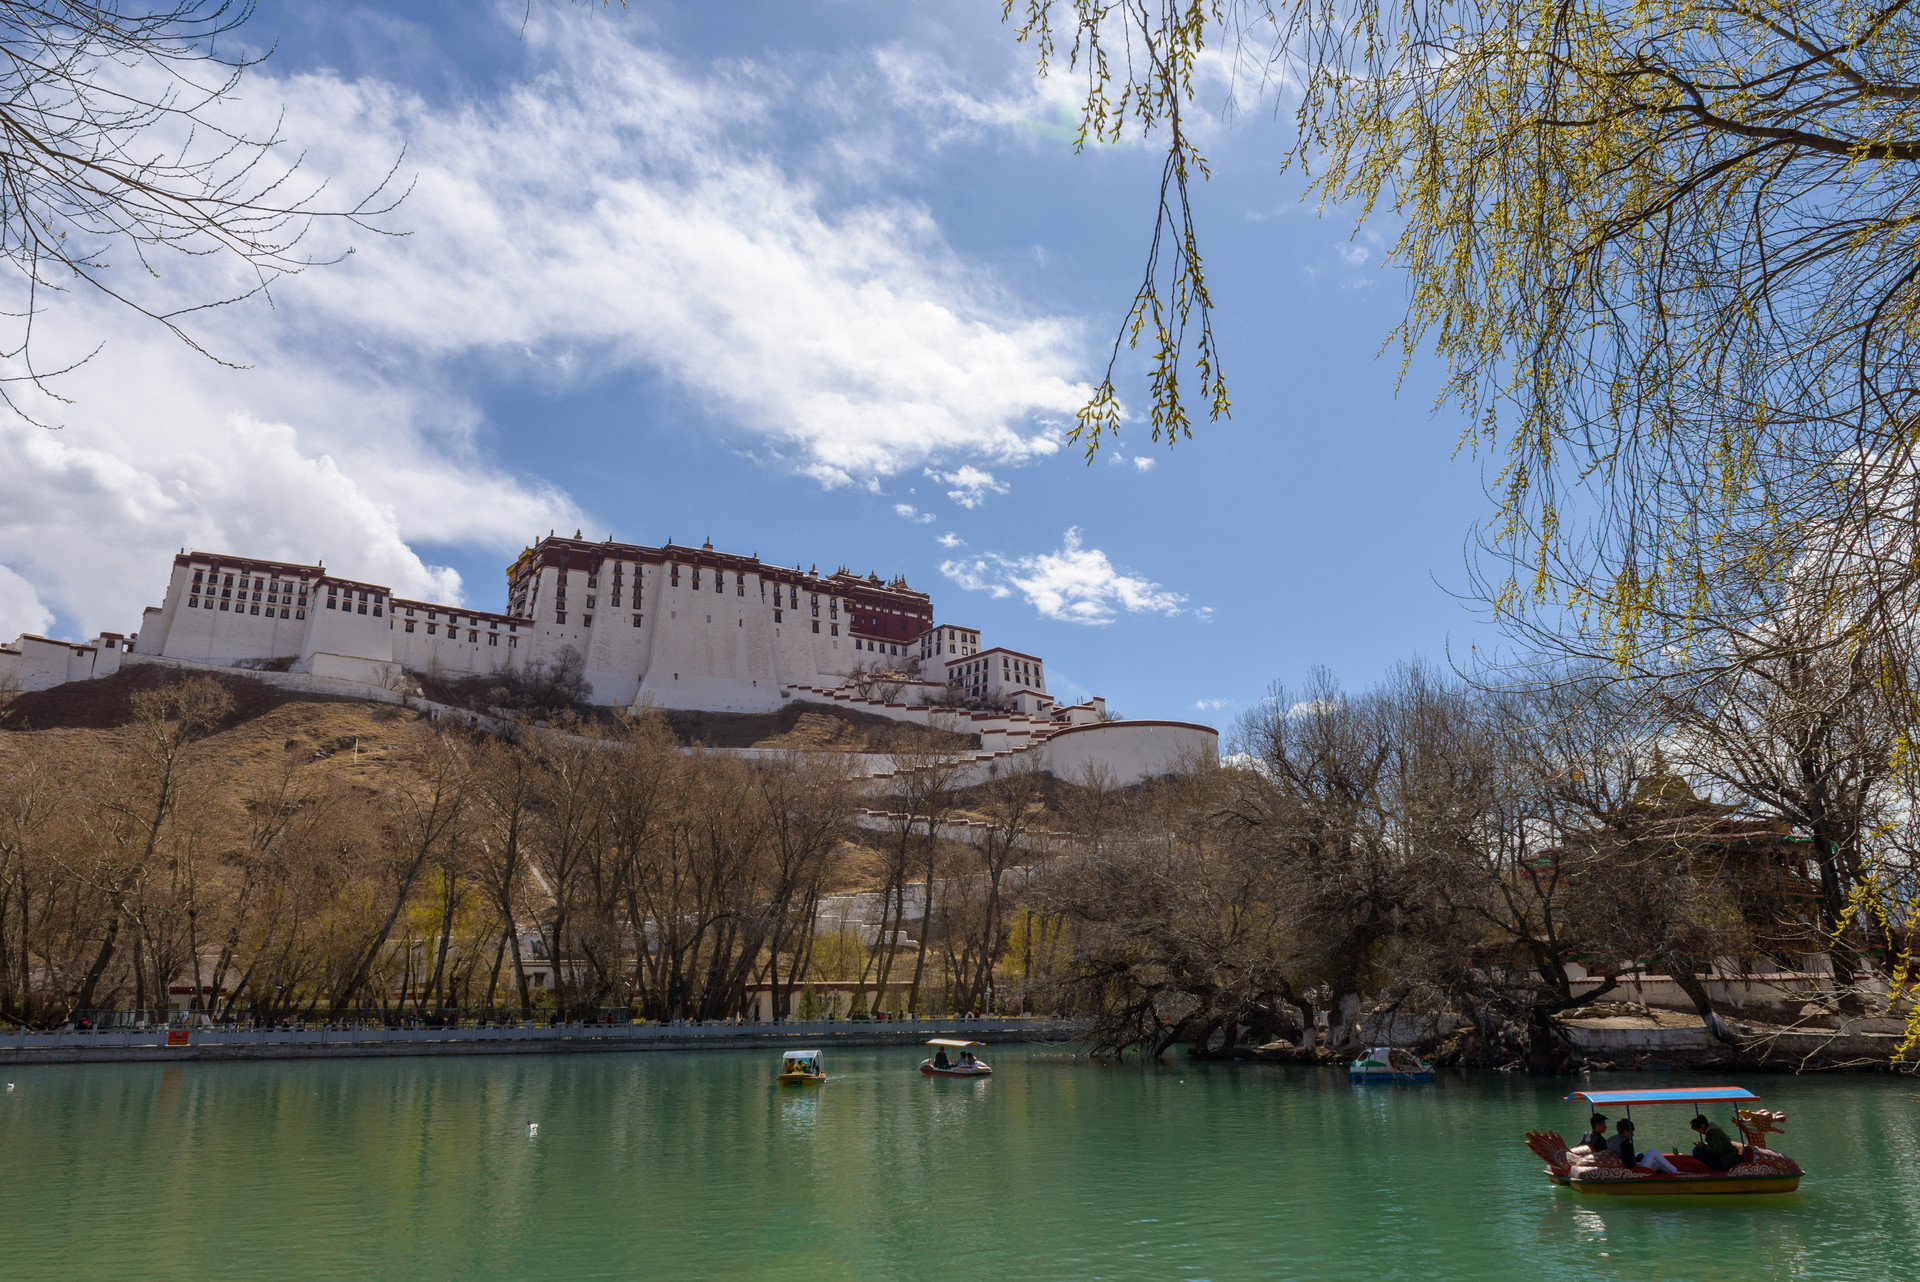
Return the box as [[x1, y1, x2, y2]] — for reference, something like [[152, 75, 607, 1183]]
[[526, 1122, 538, 1137]]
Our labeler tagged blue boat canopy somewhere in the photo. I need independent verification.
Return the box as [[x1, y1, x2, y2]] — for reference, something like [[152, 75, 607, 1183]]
[[1564, 1087, 1759, 1106]]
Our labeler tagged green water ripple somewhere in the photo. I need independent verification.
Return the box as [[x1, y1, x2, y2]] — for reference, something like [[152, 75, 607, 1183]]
[[0, 1048, 1915, 1280]]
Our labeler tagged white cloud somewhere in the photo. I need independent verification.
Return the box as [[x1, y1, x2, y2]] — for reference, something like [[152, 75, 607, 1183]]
[[937, 557, 1010, 599], [893, 503, 935, 524], [1133, 456, 1157, 471], [1194, 697, 1234, 711], [0, 564, 54, 640], [0, 8, 1096, 637], [927, 465, 1011, 508], [1336, 242, 1370, 266], [936, 532, 965, 548], [941, 527, 1187, 625]]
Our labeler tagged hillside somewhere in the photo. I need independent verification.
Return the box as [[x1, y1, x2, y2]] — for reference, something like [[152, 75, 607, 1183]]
[[0, 666, 445, 799]]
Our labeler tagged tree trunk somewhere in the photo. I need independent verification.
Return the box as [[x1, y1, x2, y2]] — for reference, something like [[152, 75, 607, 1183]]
[[1660, 951, 1742, 1047], [76, 917, 120, 1013]]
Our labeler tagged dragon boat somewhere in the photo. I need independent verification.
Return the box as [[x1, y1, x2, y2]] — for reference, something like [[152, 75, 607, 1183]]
[[1526, 1087, 1804, 1195]]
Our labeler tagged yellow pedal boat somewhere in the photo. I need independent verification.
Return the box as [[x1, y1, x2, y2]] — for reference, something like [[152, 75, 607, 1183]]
[[777, 1049, 826, 1084]]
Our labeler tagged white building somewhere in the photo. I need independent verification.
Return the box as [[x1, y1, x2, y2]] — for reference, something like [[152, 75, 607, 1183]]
[[2, 531, 1221, 785]]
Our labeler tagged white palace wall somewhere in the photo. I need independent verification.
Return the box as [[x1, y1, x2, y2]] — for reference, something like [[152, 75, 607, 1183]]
[[0, 534, 1221, 786]]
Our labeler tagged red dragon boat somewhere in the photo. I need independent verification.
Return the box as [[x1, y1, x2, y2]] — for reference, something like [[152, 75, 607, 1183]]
[[1526, 1086, 1804, 1195]]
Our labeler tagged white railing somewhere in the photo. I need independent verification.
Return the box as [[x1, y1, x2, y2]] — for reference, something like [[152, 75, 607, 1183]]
[[0, 1016, 1081, 1054]]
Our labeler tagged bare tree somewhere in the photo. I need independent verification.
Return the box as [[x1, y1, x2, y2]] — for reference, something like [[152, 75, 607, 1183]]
[[0, 2, 404, 420]]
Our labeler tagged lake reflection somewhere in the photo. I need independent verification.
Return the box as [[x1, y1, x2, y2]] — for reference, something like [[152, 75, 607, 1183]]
[[2, 1047, 1914, 1280]]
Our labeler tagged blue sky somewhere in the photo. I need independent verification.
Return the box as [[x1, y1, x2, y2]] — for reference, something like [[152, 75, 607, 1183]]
[[0, 1, 1493, 726]]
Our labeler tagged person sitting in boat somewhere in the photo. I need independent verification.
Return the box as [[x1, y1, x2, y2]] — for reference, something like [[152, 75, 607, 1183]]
[[1610, 1119, 1681, 1174], [1690, 1115, 1741, 1170], [933, 1047, 951, 1069], [1578, 1114, 1609, 1152], [959, 1050, 977, 1068]]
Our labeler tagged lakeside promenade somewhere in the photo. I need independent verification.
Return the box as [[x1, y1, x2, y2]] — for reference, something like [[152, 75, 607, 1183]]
[[0, 1016, 1084, 1066]]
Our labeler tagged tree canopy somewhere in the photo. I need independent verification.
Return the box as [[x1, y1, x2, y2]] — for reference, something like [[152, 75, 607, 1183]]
[[1008, 0, 1920, 658]]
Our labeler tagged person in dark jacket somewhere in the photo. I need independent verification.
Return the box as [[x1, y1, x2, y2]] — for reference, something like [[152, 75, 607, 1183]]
[[1579, 1114, 1610, 1152], [1611, 1119, 1679, 1174], [1691, 1115, 1741, 1170]]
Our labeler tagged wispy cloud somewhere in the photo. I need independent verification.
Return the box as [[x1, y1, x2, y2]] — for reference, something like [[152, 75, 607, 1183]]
[[0, 9, 1096, 636], [1133, 456, 1157, 471], [936, 532, 965, 548], [926, 464, 1011, 508], [1195, 697, 1235, 711], [941, 527, 1187, 625], [894, 503, 935, 524]]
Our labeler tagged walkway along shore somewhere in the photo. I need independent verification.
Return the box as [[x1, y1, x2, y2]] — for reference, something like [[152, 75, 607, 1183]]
[[0, 1017, 1084, 1066]]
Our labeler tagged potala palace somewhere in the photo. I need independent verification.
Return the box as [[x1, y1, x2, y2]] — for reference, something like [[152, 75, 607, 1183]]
[[0, 531, 1216, 784]]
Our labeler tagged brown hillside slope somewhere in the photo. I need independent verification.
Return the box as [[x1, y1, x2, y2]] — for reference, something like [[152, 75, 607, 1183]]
[[0, 668, 446, 799]]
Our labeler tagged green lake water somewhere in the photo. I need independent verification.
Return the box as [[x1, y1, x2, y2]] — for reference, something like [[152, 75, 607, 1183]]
[[1, 1046, 1916, 1280]]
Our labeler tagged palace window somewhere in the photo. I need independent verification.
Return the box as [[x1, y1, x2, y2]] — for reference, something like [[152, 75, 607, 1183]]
[[830, 623, 838, 636], [426, 624, 437, 635], [774, 609, 781, 623], [585, 595, 596, 609], [587, 576, 597, 588], [610, 591, 620, 607], [326, 597, 337, 610], [487, 633, 498, 646], [670, 566, 680, 586], [714, 574, 723, 594], [632, 614, 643, 627], [219, 601, 229, 611], [280, 608, 290, 619], [469, 630, 478, 642], [812, 621, 819, 633], [736, 574, 744, 596], [188, 596, 198, 608], [555, 611, 566, 624], [692, 570, 701, 589], [508, 636, 517, 648], [296, 609, 305, 619], [581, 614, 592, 627], [405, 621, 415, 633]]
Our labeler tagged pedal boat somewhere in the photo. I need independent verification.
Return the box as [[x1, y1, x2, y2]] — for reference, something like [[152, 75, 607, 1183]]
[[1527, 1087, 1804, 1195], [1348, 1046, 1434, 1082], [920, 1038, 992, 1077], [777, 1049, 826, 1084]]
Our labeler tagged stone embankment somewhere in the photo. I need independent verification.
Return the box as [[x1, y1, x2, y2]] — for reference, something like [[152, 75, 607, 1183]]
[[0, 1018, 1084, 1066], [1230, 1014, 1909, 1072]]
